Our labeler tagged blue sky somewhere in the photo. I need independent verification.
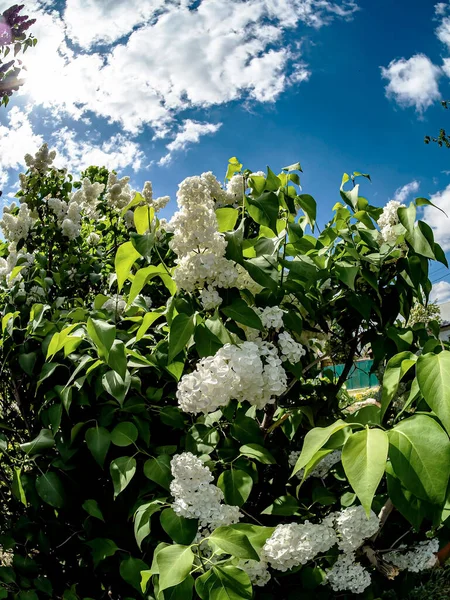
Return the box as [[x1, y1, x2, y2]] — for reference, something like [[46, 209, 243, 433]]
[[2, 0, 450, 299]]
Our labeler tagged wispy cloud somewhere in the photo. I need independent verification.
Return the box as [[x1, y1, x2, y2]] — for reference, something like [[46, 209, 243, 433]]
[[159, 120, 222, 166], [392, 180, 420, 203]]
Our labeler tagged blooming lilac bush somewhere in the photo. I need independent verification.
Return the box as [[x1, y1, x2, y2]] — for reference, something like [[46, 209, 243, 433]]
[[0, 149, 449, 599]]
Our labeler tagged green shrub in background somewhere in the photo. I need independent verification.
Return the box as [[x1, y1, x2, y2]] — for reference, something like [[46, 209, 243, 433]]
[[0, 149, 449, 599]]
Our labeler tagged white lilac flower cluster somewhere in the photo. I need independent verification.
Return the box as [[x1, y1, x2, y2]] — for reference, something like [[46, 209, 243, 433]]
[[329, 505, 380, 553], [0, 242, 34, 286], [105, 173, 133, 211], [141, 181, 170, 213], [170, 453, 240, 530], [326, 552, 372, 594], [47, 197, 82, 240], [385, 539, 439, 573], [71, 177, 105, 217], [0, 202, 34, 242], [377, 200, 405, 245], [201, 171, 245, 208], [261, 521, 338, 571], [24, 143, 56, 173], [102, 294, 127, 315], [237, 559, 271, 587], [168, 175, 261, 297], [86, 232, 101, 246], [177, 341, 287, 414], [200, 285, 223, 310], [288, 449, 341, 480], [278, 331, 306, 364], [256, 306, 285, 330]]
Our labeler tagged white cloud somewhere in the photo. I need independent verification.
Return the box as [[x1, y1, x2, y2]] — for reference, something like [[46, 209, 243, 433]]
[[381, 54, 441, 113], [52, 128, 145, 174], [0, 107, 44, 186], [159, 120, 222, 166], [423, 184, 450, 251], [435, 2, 448, 17], [431, 280, 450, 303], [437, 15, 450, 47], [0, 0, 357, 135], [0, 106, 144, 189], [392, 180, 420, 203]]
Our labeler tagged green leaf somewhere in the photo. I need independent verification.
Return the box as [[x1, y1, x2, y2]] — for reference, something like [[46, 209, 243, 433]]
[[297, 194, 316, 230], [161, 576, 194, 600], [209, 526, 259, 560], [110, 456, 137, 498], [261, 495, 299, 516], [222, 524, 275, 554], [82, 499, 105, 522], [292, 420, 349, 476], [342, 428, 389, 515], [160, 508, 198, 545], [36, 472, 66, 508], [111, 422, 138, 447], [386, 463, 428, 531], [87, 317, 116, 360], [134, 204, 154, 234], [136, 309, 165, 341], [417, 351, 450, 435], [243, 256, 279, 293], [12, 468, 27, 506], [388, 415, 450, 505], [86, 538, 118, 567], [398, 203, 416, 236], [381, 352, 417, 420], [245, 191, 279, 233], [102, 370, 131, 406], [196, 566, 252, 600], [85, 427, 111, 468], [134, 500, 165, 549], [194, 324, 223, 358], [225, 157, 242, 181], [239, 443, 275, 464], [217, 469, 253, 507], [115, 241, 141, 292], [144, 455, 172, 490], [128, 264, 173, 306], [19, 351, 37, 376], [130, 232, 155, 257], [20, 428, 55, 455], [107, 340, 127, 380], [230, 415, 264, 445], [222, 299, 263, 330], [186, 424, 220, 454], [335, 264, 359, 290], [120, 556, 149, 595], [156, 545, 195, 592], [216, 207, 239, 232], [168, 313, 195, 363]]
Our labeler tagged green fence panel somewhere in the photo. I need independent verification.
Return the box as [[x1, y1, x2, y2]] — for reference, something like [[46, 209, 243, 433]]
[[330, 359, 378, 390]]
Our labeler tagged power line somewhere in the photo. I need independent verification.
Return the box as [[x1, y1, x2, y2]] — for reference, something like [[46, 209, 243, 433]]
[[431, 271, 450, 284]]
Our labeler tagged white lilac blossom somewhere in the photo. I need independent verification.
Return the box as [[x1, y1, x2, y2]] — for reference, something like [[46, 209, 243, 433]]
[[326, 553, 371, 594], [377, 200, 405, 245], [71, 177, 105, 217], [170, 453, 241, 530], [277, 331, 306, 364], [24, 143, 56, 173], [177, 341, 287, 414], [200, 286, 222, 310], [257, 306, 285, 330], [123, 210, 134, 229], [237, 559, 271, 587], [385, 539, 439, 573], [47, 197, 82, 240], [288, 449, 342, 480], [105, 173, 133, 210], [86, 232, 100, 246], [201, 171, 238, 207], [226, 174, 245, 200], [0, 202, 34, 242], [261, 521, 337, 572], [141, 180, 170, 213], [0, 243, 34, 286], [333, 505, 380, 553], [103, 295, 127, 315]]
